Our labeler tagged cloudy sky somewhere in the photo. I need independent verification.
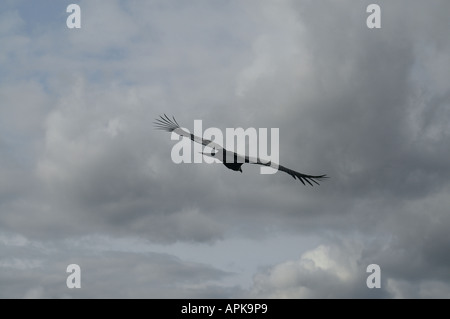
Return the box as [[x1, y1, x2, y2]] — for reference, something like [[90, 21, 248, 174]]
[[1, 0, 449, 298]]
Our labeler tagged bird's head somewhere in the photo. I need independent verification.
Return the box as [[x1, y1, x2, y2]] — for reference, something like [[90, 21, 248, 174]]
[[201, 151, 216, 157], [201, 147, 218, 157]]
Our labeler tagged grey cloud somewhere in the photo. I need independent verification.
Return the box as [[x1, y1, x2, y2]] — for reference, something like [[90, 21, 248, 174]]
[[0, 233, 237, 298], [1, 0, 449, 298], [247, 239, 389, 298]]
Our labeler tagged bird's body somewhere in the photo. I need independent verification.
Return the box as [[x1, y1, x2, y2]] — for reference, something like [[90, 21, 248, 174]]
[[155, 114, 328, 186], [205, 149, 243, 172], [223, 162, 243, 172]]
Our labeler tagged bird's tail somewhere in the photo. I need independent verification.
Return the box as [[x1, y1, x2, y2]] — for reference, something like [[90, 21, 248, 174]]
[[154, 114, 180, 132]]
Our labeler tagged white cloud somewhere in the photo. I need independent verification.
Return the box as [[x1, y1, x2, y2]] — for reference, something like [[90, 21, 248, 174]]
[[249, 241, 365, 298]]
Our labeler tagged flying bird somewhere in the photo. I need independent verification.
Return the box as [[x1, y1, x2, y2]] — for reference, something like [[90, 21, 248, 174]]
[[154, 115, 328, 186]]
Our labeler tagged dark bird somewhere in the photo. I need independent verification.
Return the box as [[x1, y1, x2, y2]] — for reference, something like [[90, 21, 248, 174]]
[[154, 115, 328, 186]]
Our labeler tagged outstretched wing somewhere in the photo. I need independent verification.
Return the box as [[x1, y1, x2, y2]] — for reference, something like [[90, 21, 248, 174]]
[[155, 114, 328, 186], [276, 164, 328, 186], [154, 114, 222, 150], [246, 156, 328, 186]]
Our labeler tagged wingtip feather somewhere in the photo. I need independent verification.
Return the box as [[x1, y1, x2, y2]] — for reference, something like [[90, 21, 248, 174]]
[[154, 114, 180, 132]]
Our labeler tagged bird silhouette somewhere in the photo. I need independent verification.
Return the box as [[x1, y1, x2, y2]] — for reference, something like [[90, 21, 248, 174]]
[[154, 114, 328, 186]]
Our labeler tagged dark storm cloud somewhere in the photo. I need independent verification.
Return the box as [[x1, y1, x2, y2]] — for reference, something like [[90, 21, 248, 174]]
[[1, 0, 449, 298], [239, 0, 450, 298], [284, 0, 450, 199]]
